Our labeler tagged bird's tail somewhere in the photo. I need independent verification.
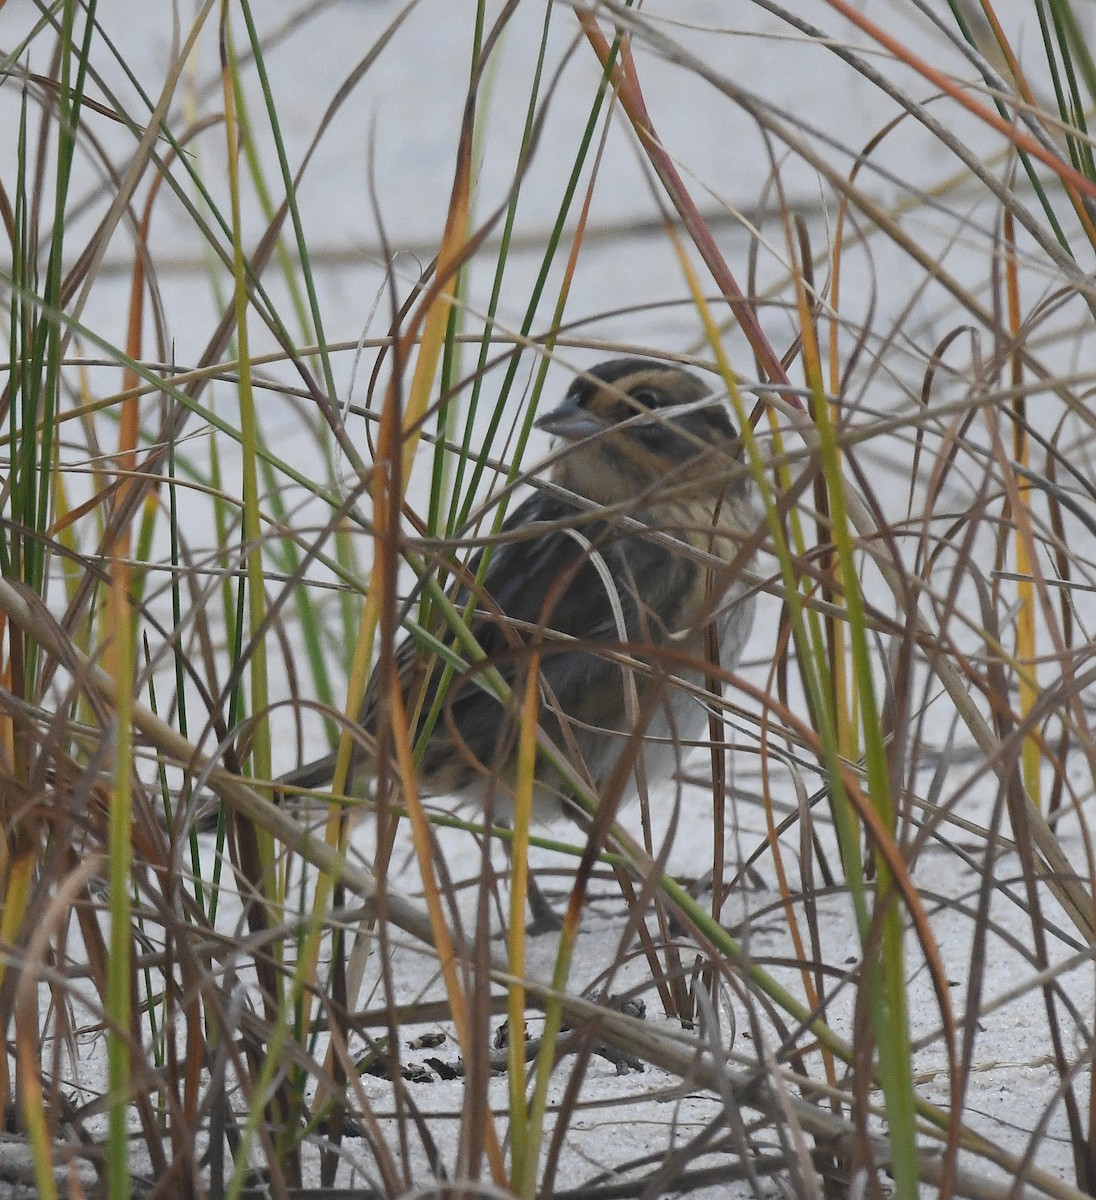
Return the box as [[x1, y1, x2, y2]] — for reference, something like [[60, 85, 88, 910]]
[[276, 750, 339, 796]]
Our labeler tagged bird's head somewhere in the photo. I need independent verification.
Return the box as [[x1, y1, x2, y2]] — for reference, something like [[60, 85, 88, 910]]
[[536, 359, 747, 507]]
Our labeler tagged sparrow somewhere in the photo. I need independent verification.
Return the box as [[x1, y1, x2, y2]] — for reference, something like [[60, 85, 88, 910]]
[[282, 358, 757, 832]]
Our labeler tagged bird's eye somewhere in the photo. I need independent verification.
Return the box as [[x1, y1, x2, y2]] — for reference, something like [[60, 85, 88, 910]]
[[627, 387, 661, 412]]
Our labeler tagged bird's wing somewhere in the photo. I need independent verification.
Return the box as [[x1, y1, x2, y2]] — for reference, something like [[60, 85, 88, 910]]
[[429, 494, 701, 760], [355, 491, 703, 793]]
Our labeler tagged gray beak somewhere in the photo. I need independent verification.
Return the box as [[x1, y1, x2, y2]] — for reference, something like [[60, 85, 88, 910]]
[[534, 393, 608, 441]]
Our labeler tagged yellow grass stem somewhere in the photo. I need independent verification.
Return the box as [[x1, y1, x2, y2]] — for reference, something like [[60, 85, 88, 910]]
[[220, 13, 291, 1189], [392, 678, 508, 1182], [679, 217, 919, 1197], [222, 8, 273, 815], [105, 474, 134, 1200], [506, 654, 540, 1191], [1004, 208, 1041, 807], [104, 50, 142, 1199], [791, 258, 918, 1200]]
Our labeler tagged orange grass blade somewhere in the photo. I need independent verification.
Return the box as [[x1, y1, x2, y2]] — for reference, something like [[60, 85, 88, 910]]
[[574, 9, 791, 398]]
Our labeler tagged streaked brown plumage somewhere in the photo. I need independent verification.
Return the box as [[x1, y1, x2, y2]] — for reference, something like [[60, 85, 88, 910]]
[[283, 359, 756, 826]]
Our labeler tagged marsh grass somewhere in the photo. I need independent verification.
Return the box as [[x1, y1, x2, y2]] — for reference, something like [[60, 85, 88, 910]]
[[2, 2, 1096, 1198]]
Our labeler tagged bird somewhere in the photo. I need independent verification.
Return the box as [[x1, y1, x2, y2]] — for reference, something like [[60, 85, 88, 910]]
[[281, 358, 757, 921]]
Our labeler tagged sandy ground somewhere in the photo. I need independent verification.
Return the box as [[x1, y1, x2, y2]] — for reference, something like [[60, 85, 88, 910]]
[[4, 716, 1090, 1198]]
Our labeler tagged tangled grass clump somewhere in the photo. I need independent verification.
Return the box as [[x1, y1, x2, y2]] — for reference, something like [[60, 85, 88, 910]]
[[2, 3, 1096, 1198]]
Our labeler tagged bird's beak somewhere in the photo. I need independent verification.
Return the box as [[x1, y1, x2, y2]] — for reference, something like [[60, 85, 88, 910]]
[[534, 393, 608, 441]]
